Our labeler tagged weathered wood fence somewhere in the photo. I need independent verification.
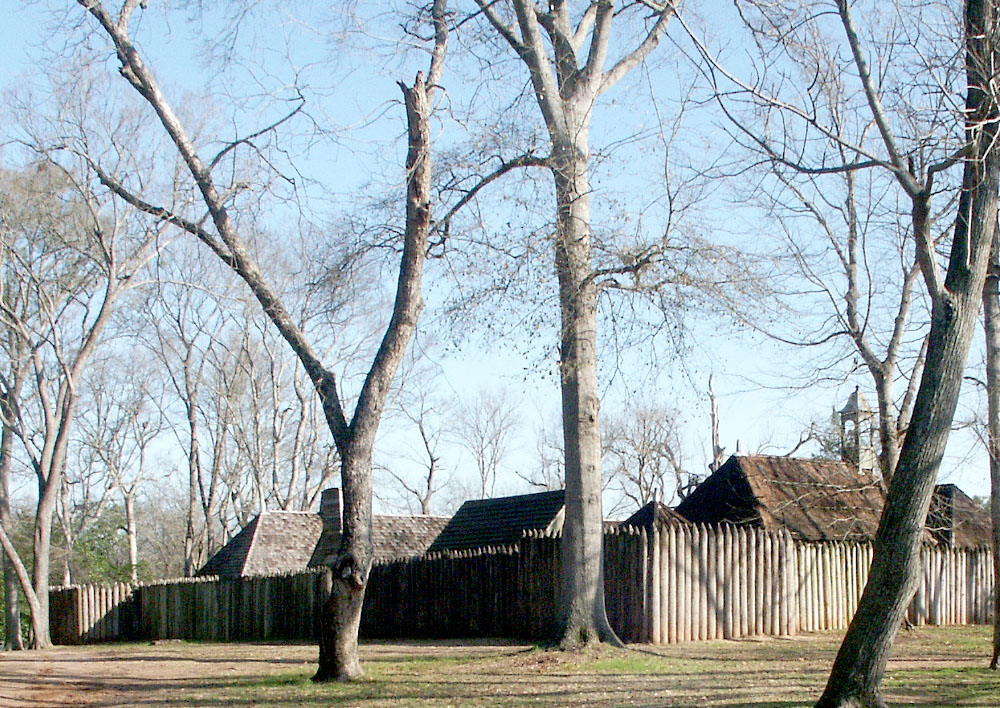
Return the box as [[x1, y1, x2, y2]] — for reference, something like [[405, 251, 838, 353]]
[[50, 571, 329, 644], [49, 523, 995, 645]]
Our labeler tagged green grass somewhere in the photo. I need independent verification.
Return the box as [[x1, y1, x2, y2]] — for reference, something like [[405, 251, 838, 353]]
[[7, 626, 1000, 707], [198, 628, 1000, 707]]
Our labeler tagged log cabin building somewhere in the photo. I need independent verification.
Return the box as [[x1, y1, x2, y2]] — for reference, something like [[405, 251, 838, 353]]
[[675, 389, 991, 548]]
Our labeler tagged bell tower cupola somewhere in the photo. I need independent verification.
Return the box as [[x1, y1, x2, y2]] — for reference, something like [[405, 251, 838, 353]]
[[839, 387, 876, 474]]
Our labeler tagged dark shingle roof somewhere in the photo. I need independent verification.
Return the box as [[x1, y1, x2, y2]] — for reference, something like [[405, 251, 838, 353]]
[[676, 455, 885, 542], [197, 516, 261, 577], [198, 508, 449, 578], [197, 512, 322, 578], [929, 484, 992, 548], [621, 501, 690, 529], [242, 512, 323, 576], [308, 514, 450, 567], [426, 490, 565, 553]]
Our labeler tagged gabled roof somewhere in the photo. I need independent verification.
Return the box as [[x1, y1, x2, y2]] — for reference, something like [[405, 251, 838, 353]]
[[676, 455, 885, 542], [197, 512, 322, 578], [308, 514, 450, 567], [928, 484, 992, 548], [621, 501, 690, 529], [198, 509, 449, 578], [426, 489, 566, 553]]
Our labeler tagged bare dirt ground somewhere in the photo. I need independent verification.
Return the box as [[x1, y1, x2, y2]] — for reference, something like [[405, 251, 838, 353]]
[[2, 628, 998, 707]]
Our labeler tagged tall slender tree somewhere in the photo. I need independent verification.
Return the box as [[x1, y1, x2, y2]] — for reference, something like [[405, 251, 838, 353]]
[[982, 240, 1000, 670], [0, 161, 162, 647], [473, 0, 677, 647]]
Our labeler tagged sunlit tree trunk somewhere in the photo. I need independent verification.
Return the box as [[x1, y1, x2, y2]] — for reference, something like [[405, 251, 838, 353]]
[[474, 0, 674, 648], [77, 0, 446, 678]]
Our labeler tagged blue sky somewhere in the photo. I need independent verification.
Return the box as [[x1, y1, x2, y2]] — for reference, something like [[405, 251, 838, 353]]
[[0, 1, 991, 514]]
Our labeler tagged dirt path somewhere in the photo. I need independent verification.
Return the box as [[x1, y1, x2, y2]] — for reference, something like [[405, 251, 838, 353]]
[[1, 630, 997, 707], [0, 642, 318, 708]]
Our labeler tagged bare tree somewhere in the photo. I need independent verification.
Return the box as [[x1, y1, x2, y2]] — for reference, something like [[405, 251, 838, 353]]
[[142, 267, 237, 575], [682, 1, 1000, 702], [472, 0, 677, 647], [708, 376, 725, 474], [74, 359, 164, 583], [982, 241, 1000, 669], [0, 159, 162, 648], [519, 415, 565, 492], [0, 301, 28, 650], [74, 0, 450, 680], [377, 382, 451, 515], [748, 133, 929, 482], [603, 400, 689, 508], [825, 2, 996, 704], [455, 389, 521, 499]]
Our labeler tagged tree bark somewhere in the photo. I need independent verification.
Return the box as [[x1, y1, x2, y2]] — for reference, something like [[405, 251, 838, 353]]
[[0, 389, 22, 650], [312, 68, 434, 681], [816, 1, 1000, 703], [984, 242, 1000, 670], [551, 128, 618, 646], [314, 452, 372, 681]]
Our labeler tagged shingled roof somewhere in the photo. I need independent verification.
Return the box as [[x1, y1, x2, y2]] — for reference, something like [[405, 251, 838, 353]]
[[676, 454, 885, 542], [198, 512, 323, 578], [928, 484, 992, 548], [308, 514, 450, 567], [426, 489, 566, 553], [197, 489, 449, 578], [621, 500, 690, 530]]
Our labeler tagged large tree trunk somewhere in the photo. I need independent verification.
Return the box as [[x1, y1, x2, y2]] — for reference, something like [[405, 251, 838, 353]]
[[816, 3, 1000, 703], [985, 244, 1000, 670], [80, 0, 442, 680], [551, 130, 618, 647], [314, 451, 373, 681]]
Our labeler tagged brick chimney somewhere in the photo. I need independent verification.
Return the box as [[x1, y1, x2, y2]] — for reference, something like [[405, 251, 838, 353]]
[[319, 488, 342, 533]]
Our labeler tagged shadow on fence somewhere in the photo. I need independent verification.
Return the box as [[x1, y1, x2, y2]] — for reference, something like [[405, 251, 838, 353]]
[[49, 522, 995, 646]]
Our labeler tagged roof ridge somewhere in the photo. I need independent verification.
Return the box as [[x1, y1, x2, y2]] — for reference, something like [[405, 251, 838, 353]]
[[237, 515, 261, 577]]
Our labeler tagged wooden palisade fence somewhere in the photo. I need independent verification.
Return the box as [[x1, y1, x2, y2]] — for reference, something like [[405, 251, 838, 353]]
[[49, 522, 994, 645]]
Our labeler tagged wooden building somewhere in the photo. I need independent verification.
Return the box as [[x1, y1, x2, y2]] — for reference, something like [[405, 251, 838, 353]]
[[426, 489, 566, 553], [197, 488, 449, 578], [675, 454, 990, 548]]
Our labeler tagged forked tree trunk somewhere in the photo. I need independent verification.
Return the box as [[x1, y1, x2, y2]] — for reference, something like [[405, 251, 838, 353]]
[[471, 0, 672, 648], [83, 0, 438, 681], [984, 246, 1000, 670], [817, 2, 1000, 703], [313, 69, 434, 681], [30, 444, 65, 650]]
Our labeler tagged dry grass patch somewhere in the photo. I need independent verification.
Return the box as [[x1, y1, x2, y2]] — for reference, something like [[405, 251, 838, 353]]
[[2, 627, 998, 707]]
